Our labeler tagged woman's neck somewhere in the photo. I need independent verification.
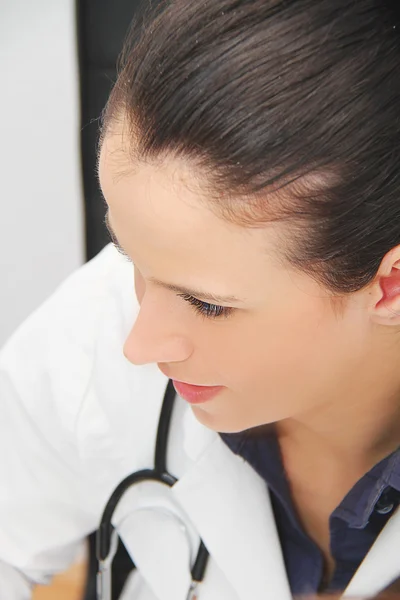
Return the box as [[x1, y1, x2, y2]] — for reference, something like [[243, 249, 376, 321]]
[[276, 370, 400, 472]]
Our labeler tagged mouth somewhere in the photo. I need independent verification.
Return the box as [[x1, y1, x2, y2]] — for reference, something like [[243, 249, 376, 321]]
[[172, 380, 224, 405], [157, 366, 224, 404]]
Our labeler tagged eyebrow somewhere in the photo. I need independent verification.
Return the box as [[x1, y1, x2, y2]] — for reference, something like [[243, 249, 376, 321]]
[[104, 211, 244, 305]]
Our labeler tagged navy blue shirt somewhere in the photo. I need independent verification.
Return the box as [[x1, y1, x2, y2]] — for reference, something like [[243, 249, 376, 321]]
[[220, 427, 400, 596]]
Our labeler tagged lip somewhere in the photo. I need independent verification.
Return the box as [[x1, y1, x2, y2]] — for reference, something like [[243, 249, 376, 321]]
[[172, 380, 224, 405]]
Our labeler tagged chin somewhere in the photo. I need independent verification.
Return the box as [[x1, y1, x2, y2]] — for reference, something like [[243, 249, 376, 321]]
[[190, 404, 251, 434], [191, 401, 292, 434]]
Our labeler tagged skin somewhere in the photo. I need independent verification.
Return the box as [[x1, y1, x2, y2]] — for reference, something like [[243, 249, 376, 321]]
[[98, 124, 400, 575]]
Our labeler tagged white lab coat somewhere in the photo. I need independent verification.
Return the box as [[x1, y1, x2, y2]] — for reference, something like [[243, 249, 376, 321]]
[[0, 244, 399, 600]]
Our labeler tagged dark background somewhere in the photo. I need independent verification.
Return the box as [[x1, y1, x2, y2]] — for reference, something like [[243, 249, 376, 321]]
[[77, 0, 147, 262], [76, 1, 159, 596]]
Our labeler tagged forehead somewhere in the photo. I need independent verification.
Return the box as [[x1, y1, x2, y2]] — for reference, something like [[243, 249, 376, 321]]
[[98, 130, 284, 299]]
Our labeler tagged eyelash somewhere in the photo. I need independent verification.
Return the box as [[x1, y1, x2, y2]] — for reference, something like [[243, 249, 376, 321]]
[[178, 294, 234, 320], [109, 238, 233, 320]]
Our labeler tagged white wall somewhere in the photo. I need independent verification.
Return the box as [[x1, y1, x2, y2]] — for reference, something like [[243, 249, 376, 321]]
[[0, 0, 84, 345]]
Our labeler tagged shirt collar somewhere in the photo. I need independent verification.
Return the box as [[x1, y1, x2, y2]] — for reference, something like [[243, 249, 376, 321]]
[[220, 426, 298, 528], [332, 449, 400, 528], [220, 429, 400, 530]]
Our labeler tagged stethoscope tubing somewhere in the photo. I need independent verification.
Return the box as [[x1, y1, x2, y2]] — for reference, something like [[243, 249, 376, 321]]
[[96, 379, 210, 599]]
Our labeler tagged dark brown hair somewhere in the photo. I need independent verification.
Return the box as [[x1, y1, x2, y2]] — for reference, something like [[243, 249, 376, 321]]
[[102, 0, 400, 294]]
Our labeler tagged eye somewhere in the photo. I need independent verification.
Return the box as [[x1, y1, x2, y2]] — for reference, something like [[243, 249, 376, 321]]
[[178, 294, 234, 320]]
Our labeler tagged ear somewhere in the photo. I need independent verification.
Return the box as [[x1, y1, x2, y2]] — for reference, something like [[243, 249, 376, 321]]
[[368, 246, 400, 326]]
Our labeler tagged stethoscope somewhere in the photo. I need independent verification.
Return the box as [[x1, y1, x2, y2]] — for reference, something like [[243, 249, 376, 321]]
[[96, 379, 210, 600]]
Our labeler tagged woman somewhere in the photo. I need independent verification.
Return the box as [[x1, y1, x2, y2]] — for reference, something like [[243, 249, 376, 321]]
[[1, 0, 400, 598]]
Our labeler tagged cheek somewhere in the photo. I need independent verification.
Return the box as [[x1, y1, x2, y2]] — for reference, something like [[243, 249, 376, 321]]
[[210, 300, 341, 389], [195, 307, 348, 431]]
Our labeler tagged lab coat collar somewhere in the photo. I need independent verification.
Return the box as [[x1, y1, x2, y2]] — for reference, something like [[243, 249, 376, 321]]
[[172, 406, 292, 600], [174, 405, 400, 600]]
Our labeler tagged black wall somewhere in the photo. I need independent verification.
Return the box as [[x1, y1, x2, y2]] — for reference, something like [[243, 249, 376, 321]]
[[77, 0, 145, 261], [76, 3, 152, 596]]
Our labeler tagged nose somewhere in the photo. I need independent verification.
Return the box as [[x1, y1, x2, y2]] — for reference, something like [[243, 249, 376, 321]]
[[123, 297, 193, 366]]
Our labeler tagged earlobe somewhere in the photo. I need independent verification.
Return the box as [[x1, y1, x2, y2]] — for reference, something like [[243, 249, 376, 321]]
[[369, 256, 400, 326]]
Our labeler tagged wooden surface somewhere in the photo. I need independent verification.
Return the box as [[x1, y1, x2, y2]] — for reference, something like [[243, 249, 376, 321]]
[[32, 561, 87, 600], [28, 560, 400, 600]]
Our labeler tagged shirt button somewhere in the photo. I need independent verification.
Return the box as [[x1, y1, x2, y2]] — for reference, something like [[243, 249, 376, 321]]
[[375, 503, 394, 515], [375, 487, 397, 515]]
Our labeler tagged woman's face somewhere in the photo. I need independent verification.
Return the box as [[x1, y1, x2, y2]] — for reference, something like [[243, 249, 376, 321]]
[[98, 130, 371, 433]]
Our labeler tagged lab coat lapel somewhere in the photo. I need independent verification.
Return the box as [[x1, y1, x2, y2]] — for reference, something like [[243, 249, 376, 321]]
[[172, 408, 292, 600], [343, 506, 400, 598]]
